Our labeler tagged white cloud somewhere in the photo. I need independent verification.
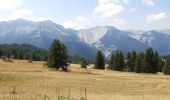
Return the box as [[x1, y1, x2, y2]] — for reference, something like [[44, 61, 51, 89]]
[[0, 0, 22, 11], [143, 0, 154, 6], [129, 8, 137, 12], [147, 12, 167, 21], [123, 0, 130, 4], [0, 0, 48, 22], [76, 16, 89, 24], [93, 0, 124, 18], [8, 9, 33, 20], [105, 18, 125, 27], [62, 16, 90, 29], [99, 0, 119, 4], [7, 8, 49, 22]]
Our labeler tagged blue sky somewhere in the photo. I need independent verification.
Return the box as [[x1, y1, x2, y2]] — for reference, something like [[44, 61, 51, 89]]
[[0, 0, 169, 30]]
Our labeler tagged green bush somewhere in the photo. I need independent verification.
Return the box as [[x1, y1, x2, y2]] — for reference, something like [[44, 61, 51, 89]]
[[163, 60, 170, 75]]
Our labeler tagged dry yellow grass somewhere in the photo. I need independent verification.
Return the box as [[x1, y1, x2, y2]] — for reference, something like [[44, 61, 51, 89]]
[[0, 59, 170, 100]]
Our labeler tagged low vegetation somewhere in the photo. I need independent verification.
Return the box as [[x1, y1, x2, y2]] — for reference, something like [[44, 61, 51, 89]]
[[1, 39, 170, 99], [0, 44, 47, 61], [0, 59, 170, 100], [163, 59, 170, 75]]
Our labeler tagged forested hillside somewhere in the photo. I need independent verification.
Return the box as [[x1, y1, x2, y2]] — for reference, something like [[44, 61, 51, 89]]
[[0, 44, 47, 61]]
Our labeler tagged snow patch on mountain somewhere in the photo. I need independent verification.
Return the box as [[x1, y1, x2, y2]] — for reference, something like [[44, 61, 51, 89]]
[[77, 26, 112, 44]]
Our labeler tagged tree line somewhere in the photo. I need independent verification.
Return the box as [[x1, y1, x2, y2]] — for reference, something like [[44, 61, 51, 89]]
[[1, 39, 170, 75], [0, 44, 48, 61], [0, 43, 85, 63], [108, 48, 161, 73], [95, 48, 170, 75], [47, 39, 170, 75]]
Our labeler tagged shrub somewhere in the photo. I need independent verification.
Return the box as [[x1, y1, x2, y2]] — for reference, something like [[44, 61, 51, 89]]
[[163, 60, 170, 75], [81, 60, 88, 68]]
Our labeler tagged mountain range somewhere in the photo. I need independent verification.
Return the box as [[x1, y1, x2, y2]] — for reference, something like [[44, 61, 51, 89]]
[[0, 19, 170, 59]]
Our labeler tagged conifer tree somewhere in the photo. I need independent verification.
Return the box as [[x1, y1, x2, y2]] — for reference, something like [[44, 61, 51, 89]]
[[119, 51, 125, 71], [113, 50, 119, 70], [0, 44, 47, 61], [95, 50, 105, 70], [113, 50, 124, 71], [126, 52, 131, 71], [130, 51, 137, 72], [134, 54, 141, 73], [139, 52, 145, 72], [158, 59, 164, 72], [47, 39, 69, 71], [108, 53, 114, 69], [163, 60, 170, 75], [153, 51, 159, 72], [144, 48, 156, 73], [0, 50, 2, 58]]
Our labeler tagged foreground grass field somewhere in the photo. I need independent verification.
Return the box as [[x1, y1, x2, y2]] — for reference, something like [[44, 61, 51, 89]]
[[0, 59, 170, 100]]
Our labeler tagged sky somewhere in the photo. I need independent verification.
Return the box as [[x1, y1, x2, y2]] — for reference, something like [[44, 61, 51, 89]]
[[0, 0, 169, 30]]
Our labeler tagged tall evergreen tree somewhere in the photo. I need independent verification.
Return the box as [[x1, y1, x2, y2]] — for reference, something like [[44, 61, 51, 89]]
[[119, 51, 125, 71], [0, 49, 2, 58], [139, 52, 145, 72], [158, 59, 164, 72], [139, 52, 145, 59], [95, 50, 105, 70], [144, 48, 156, 73], [126, 52, 131, 71], [108, 53, 114, 69], [153, 51, 159, 72], [113, 50, 124, 71], [113, 50, 119, 70], [163, 59, 170, 75], [134, 54, 141, 73], [130, 51, 137, 72], [47, 39, 69, 71]]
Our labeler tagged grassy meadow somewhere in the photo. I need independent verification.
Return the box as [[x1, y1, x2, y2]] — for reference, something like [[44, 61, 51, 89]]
[[0, 59, 170, 100]]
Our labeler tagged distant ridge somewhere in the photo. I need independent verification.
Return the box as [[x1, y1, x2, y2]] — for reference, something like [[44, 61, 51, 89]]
[[0, 19, 170, 58]]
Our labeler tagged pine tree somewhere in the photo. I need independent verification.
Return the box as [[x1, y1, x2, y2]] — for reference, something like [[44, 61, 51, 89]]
[[126, 52, 131, 71], [119, 51, 125, 71], [139, 52, 145, 72], [108, 53, 114, 69], [0, 44, 47, 61], [47, 39, 69, 71], [95, 50, 105, 70], [113, 50, 124, 71], [144, 48, 157, 73], [0, 49, 2, 58], [158, 59, 164, 72], [134, 54, 141, 73], [113, 50, 119, 70], [163, 60, 170, 75], [153, 51, 159, 72], [130, 51, 137, 72]]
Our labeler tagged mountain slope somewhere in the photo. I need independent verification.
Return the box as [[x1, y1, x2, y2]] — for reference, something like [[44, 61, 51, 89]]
[[0, 19, 170, 58], [77, 26, 148, 57], [128, 30, 170, 55], [0, 19, 96, 59]]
